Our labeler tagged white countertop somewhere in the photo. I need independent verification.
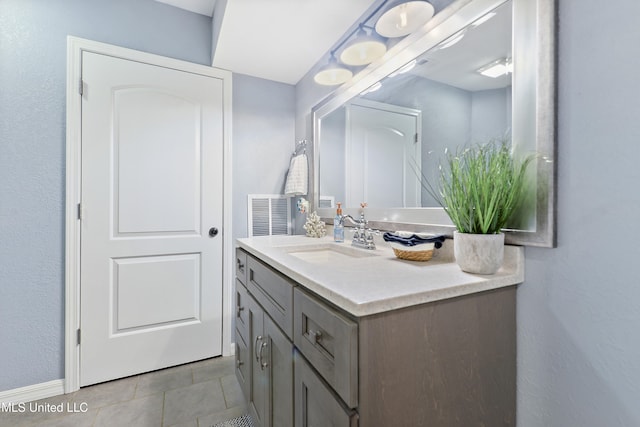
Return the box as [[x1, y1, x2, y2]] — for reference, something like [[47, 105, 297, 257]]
[[236, 235, 524, 317]]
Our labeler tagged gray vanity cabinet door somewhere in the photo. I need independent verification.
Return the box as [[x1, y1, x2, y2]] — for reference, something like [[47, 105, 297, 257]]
[[248, 295, 267, 427], [236, 280, 249, 343], [235, 330, 250, 402], [264, 315, 294, 427], [248, 293, 294, 427], [295, 352, 358, 427], [236, 248, 248, 285]]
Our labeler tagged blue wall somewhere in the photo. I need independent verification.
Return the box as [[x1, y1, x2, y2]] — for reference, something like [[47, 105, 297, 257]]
[[232, 73, 296, 243], [518, 0, 640, 425], [0, 0, 211, 391]]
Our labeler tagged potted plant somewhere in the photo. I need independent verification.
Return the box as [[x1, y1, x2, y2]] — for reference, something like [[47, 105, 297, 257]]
[[423, 139, 533, 274]]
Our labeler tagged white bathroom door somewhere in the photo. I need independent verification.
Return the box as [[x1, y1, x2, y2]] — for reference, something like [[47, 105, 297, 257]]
[[347, 102, 421, 207], [79, 52, 224, 386]]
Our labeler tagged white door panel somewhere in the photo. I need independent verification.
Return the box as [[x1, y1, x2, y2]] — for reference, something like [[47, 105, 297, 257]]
[[113, 254, 200, 331], [80, 52, 223, 386], [115, 88, 201, 235], [347, 103, 420, 207]]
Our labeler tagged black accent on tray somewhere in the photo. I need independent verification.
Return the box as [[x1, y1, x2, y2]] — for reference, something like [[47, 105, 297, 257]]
[[382, 232, 446, 248]]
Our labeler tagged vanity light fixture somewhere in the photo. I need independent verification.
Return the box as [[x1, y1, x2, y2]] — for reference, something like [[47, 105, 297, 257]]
[[314, 54, 354, 86], [375, 0, 435, 38], [477, 58, 513, 78], [437, 29, 466, 49], [388, 59, 417, 77], [471, 11, 496, 27], [339, 25, 387, 66], [360, 81, 382, 96]]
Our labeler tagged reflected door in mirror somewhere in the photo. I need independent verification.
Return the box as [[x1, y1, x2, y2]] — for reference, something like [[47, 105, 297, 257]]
[[320, 100, 421, 208]]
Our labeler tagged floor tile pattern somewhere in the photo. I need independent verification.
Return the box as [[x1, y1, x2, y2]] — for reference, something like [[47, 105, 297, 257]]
[[0, 356, 247, 427]]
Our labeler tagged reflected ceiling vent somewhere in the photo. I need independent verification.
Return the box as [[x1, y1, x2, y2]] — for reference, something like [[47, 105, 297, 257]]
[[477, 58, 513, 78]]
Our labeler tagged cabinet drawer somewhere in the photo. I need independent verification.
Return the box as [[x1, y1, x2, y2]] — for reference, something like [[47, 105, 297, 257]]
[[236, 280, 249, 343], [236, 248, 248, 285], [294, 288, 358, 408], [295, 351, 358, 427], [235, 330, 250, 402], [247, 255, 294, 339]]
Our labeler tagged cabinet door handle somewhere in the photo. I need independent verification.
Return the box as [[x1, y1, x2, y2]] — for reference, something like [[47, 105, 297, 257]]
[[309, 330, 323, 344], [259, 340, 268, 371], [235, 343, 242, 368], [237, 259, 245, 272], [254, 335, 263, 362], [236, 306, 244, 318]]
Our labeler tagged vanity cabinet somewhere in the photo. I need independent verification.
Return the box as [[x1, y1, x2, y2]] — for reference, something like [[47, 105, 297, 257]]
[[247, 294, 294, 427], [235, 248, 294, 427], [295, 351, 358, 427], [235, 247, 516, 427], [293, 288, 358, 409]]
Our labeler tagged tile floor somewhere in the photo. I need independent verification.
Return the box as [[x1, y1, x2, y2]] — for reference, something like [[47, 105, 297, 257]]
[[0, 356, 247, 427]]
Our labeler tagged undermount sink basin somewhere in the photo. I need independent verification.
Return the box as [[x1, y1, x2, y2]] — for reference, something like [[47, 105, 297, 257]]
[[282, 243, 378, 264]]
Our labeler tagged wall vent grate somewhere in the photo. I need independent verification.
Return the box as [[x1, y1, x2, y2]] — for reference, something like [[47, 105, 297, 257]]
[[248, 194, 292, 237]]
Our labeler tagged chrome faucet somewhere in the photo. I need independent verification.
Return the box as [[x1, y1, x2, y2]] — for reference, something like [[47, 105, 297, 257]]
[[341, 209, 377, 250]]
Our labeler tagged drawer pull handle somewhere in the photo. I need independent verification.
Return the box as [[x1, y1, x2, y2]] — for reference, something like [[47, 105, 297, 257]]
[[236, 306, 244, 317], [259, 341, 268, 370], [254, 335, 263, 362], [236, 259, 245, 272], [309, 330, 323, 344]]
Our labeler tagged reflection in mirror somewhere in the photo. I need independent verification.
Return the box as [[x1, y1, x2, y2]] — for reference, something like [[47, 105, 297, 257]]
[[319, 100, 422, 208], [313, 0, 556, 247], [318, 0, 512, 210]]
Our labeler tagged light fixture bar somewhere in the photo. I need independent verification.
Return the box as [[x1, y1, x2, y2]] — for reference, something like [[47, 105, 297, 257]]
[[314, 54, 353, 86], [340, 25, 387, 66], [388, 59, 417, 77], [360, 81, 382, 96], [437, 29, 466, 49], [375, 1, 435, 38], [471, 12, 496, 27]]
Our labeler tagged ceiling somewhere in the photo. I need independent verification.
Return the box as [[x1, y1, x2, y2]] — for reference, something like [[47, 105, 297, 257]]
[[155, 0, 378, 85], [412, 0, 512, 92], [155, 0, 216, 17]]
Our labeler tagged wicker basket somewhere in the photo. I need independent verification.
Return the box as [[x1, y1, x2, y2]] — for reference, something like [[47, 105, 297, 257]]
[[392, 247, 434, 262]]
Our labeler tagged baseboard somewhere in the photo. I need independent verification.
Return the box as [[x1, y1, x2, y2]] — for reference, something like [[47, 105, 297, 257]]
[[223, 340, 236, 357], [0, 380, 65, 404]]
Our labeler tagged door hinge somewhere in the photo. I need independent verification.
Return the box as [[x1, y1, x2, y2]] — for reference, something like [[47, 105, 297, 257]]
[[77, 329, 81, 345], [79, 79, 84, 96], [77, 203, 83, 220]]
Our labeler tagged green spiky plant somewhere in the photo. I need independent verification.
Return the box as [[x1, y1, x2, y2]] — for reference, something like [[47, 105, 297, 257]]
[[421, 139, 534, 234]]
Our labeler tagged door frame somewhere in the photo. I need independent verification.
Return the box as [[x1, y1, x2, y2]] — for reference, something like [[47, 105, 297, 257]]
[[64, 36, 233, 393]]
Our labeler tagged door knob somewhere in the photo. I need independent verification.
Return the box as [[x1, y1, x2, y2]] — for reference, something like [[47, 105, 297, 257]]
[[209, 227, 219, 237]]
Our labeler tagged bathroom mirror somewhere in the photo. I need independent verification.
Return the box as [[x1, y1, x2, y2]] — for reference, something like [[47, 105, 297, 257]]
[[312, 0, 556, 247]]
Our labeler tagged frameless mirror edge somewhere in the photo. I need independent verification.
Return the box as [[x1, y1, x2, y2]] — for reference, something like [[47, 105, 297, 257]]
[[311, 0, 557, 248]]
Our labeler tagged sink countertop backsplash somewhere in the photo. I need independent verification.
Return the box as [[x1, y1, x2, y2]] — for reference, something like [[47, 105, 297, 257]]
[[236, 234, 524, 317]]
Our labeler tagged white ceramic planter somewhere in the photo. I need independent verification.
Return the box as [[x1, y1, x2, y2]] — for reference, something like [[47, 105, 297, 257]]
[[453, 231, 505, 275]]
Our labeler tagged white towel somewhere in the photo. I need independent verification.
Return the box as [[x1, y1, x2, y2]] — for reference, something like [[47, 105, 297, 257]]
[[284, 153, 308, 196]]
